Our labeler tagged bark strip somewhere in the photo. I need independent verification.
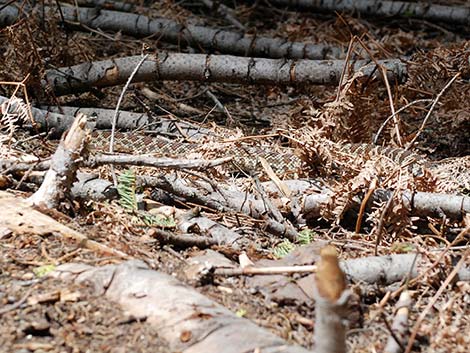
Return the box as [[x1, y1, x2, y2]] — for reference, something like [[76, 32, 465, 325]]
[[28, 113, 89, 208]]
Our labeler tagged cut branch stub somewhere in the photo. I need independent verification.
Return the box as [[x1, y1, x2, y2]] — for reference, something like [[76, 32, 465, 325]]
[[313, 246, 349, 353], [28, 113, 90, 208]]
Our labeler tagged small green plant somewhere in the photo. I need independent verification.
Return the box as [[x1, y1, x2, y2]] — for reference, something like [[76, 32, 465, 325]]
[[235, 308, 247, 317], [273, 239, 295, 258], [33, 264, 56, 277], [117, 169, 137, 211], [298, 228, 315, 245], [139, 213, 176, 228], [152, 214, 176, 228], [391, 242, 414, 253], [117, 169, 177, 228], [403, 9, 414, 18], [272, 228, 316, 258]]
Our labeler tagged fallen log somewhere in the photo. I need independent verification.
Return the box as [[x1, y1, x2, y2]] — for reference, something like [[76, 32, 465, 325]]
[[44, 54, 405, 96], [52, 260, 313, 353]]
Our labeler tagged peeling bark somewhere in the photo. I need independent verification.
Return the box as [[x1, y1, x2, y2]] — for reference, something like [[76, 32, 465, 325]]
[[28, 113, 89, 208]]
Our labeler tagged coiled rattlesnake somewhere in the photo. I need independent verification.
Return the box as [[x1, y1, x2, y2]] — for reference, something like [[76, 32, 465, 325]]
[[90, 130, 469, 194]]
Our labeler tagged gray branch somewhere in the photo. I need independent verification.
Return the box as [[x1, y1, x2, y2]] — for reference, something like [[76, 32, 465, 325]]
[[270, 0, 470, 25], [384, 290, 411, 353], [0, 95, 212, 137], [43, 106, 213, 139], [44, 53, 406, 96], [0, 4, 343, 60]]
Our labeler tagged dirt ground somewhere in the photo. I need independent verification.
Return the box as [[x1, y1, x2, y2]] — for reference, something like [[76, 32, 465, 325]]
[[0, 232, 170, 353]]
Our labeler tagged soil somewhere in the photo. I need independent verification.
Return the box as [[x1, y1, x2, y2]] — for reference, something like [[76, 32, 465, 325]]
[[0, 233, 169, 353]]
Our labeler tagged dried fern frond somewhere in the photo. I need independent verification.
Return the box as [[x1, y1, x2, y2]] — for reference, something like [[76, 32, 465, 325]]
[[0, 96, 35, 160], [293, 137, 438, 237], [323, 158, 379, 222], [0, 97, 29, 140], [431, 156, 470, 195], [290, 123, 433, 187], [401, 43, 470, 156], [287, 126, 336, 176]]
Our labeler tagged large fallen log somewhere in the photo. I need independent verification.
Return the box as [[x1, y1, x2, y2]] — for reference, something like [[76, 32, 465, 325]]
[[51, 260, 313, 353], [269, 0, 470, 26], [0, 4, 343, 60], [44, 54, 405, 96], [0, 95, 207, 137]]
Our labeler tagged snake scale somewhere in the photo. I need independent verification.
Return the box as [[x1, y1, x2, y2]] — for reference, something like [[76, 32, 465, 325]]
[[90, 131, 302, 175], [90, 131, 469, 193]]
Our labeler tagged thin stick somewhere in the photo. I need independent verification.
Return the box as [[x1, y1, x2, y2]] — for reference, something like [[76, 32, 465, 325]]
[[405, 73, 460, 150], [109, 53, 149, 185], [0, 285, 37, 315], [199, 0, 245, 30], [357, 36, 402, 146], [374, 195, 393, 256], [214, 265, 317, 276], [404, 245, 470, 353], [355, 178, 377, 234], [380, 65, 402, 146], [374, 99, 433, 145], [336, 35, 356, 100], [391, 226, 469, 299]]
